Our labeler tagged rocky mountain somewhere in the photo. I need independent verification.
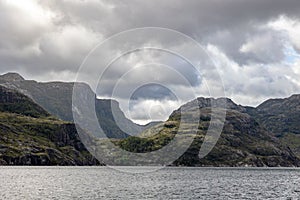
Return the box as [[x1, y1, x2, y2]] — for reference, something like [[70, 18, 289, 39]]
[[0, 85, 49, 118], [1, 72, 300, 167], [0, 72, 25, 82], [249, 95, 300, 136], [0, 72, 147, 138], [115, 97, 300, 167], [0, 85, 99, 165], [246, 95, 300, 157]]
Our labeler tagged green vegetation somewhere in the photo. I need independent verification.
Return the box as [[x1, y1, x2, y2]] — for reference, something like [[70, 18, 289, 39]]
[[250, 95, 300, 136], [247, 95, 300, 159], [112, 102, 300, 167], [280, 133, 300, 158], [1, 73, 300, 167], [0, 73, 148, 138], [0, 86, 99, 165], [0, 86, 50, 118]]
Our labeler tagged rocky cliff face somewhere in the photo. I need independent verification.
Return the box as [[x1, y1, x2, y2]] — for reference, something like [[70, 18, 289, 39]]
[[0, 120, 99, 166], [246, 94, 300, 158], [174, 108, 299, 167], [1, 72, 300, 166], [0, 86, 49, 118], [0, 72, 149, 138], [250, 94, 300, 136], [0, 86, 100, 166]]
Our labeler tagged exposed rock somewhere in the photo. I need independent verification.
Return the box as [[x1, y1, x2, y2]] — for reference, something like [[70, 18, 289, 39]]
[[0, 86, 100, 166], [0, 72, 25, 82], [117, 98, 300, 167], [246, 94, 300, 158], [249, 94, 300, 136], [0, 72, 155, 138], [0, 86, 50, 118]]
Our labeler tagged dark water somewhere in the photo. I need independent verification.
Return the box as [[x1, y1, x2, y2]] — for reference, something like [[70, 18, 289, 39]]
[[0, 167, 300, 199]]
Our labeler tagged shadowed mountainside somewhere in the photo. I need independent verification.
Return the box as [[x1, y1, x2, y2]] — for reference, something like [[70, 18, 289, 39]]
[[1, 72, 300, 166], [248, 95, 300, 136], [0, 85, 99, 166], [114, 98, 300, 167], [246, 95, 300, 157], [0, 72, 151, 138]]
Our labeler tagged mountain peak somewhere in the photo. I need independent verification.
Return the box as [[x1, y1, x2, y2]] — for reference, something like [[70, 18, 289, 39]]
[[0, 72, 25, 82], [181, 96, 246, 112], [289, 94, 300, 100], [196, 97, 238, 108]]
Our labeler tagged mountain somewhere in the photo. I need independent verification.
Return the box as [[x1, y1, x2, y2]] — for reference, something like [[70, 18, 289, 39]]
[[114, 97, 300, 167], [1, 72, 299, 166], [247, 94, 300, 157], [0, 72, 25, 82], [0, 85, 49, 118], [0, 72, 148, 138], [0, 85, 99, 165], [249, 95, 300, 136]]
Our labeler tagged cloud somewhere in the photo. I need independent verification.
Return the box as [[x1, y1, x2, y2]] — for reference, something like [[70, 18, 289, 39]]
[[0, 0, 54, 49], [239, 29, 286, 63], [206, 44, 300, 106], [269, 16, 300, 52], [1, 0, 300, 124], [95, 48, 201, 99], [124, 99, 184, 125]]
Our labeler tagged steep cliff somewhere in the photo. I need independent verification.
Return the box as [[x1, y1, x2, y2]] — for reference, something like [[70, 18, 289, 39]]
[[0, 73, 149, 138], [0, 86, 99, 165]]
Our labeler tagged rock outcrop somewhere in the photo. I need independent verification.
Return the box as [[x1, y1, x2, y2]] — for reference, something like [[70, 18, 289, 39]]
[[116, 97, 300, 167], [0, 72, 154, 138], [0, 86, 100, 166]]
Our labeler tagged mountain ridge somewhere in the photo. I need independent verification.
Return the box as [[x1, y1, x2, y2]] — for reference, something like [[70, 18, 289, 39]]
[[1, 72, 300, 166], [0, 72, 25, 82], [115, 97, 300, 167], [0, 72, 150, 138]]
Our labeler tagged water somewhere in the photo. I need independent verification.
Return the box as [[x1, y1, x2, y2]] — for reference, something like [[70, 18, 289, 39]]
[[0, 167, 300, 199]]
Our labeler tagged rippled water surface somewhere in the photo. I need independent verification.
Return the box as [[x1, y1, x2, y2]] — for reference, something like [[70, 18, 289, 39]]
[[0, 167, 300, 199]]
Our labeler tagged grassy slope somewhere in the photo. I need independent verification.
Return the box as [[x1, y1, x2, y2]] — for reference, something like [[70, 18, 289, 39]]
[[0, 112, 98, 165], [280, 133, 300, 158], [0, 86, 98, 165], [112, 106, 300, 167]]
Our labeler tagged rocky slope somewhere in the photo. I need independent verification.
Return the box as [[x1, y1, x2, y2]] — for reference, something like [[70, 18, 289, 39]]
[[1, 72, 300, 166], [247, 94, 300, 157], [0, 85, 99, 165], [249, 95, 300, 136], [0, 85, 49, 118], [0, 72, 149, 138], [115, 97, 300, 167]]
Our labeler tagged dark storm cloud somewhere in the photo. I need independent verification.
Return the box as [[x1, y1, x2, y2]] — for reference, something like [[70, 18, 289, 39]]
[[39, 0, 300, 65], [1, 0, 300, 76], [130, 84, 177, 101], [1, 0, 300, 123], [95, 48, 201, 99]]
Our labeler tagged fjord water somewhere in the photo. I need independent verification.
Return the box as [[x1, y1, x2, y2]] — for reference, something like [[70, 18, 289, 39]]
[[1, 167, 300, 199]]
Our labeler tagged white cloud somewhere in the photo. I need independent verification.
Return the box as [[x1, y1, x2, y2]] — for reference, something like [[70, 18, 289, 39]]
[[287, 59, 300, 87], [1, 0, 300, 124], [269, 15, 300, 51], [239, 30, 285, 63], [206, 44, 300, 106], [125, 99, 183, 125], [40, 24, 101, 59], [0, 0, 55, 48]]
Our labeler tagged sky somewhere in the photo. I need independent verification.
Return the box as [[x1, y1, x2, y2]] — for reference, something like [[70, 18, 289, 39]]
[[1, 0, 300, 124]]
